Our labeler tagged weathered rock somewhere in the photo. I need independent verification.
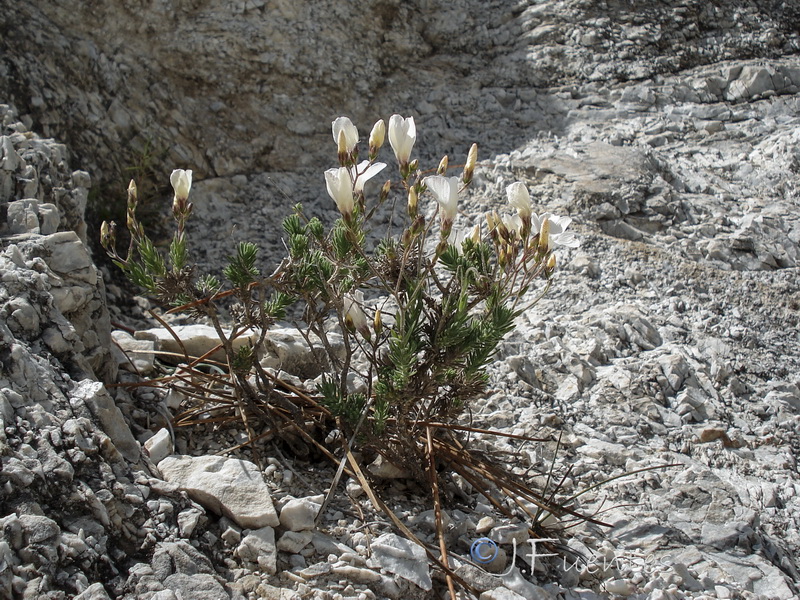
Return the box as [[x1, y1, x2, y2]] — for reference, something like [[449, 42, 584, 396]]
[[236, 526, 277, 575], [278, 495, 322, 532], [71, 380, 140, 463], [158, 455, 279, 528], [368, 533, 432, 592]]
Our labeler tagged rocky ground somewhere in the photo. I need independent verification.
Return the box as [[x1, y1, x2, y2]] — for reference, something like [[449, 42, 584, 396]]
[[2, 1, 800, 599]]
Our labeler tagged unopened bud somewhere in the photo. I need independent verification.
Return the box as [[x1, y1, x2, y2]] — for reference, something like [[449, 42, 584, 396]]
[[408, 158, 419, 174], [496, 215, 510, 241], [337, 129, 349, 166], [127, 179, 138, 208], [369, 119, 386, 159], [545, 253, 557, 276], [379, 179, 391, 204], [470, 223, 481, 243], [437, 155, 449, 175], [538, 218, 550, 254], [463, 143, 478, 185], [373, 308, 383, 336], [100, 220, 116, 251], [407, 186, 418, 218]]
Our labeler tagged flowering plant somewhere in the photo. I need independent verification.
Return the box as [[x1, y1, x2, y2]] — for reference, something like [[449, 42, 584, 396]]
[[101, 114, 581, 593]]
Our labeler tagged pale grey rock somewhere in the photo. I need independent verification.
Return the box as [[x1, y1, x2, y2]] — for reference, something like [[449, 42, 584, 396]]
[[162, 573, 230, 600], [144, 428, 173, 464], [367, 454, 410, 479], [490, 523, 530, 546], [112, 330, 156, 374], [236, 526, 277, 574], [176, 507, 204, 538], [7, 199, 41, 234], [480, 587, 530, 600], [311, 531, 356, 557], [276, 529, 313, 553], [368, 533, 432, 591], [136, 324, 261, 364], [278, 495, 322, 531], [261, 327, 341, 378], [158, 455, 279, 528], [72, 583, 112, 600], [71, 380, 140, 463], [331, 564, 382, 584], [151, 540, 216, 578]]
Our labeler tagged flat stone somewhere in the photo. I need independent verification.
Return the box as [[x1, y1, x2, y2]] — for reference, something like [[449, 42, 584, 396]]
[[136, 324, 260, 364], [276, 530, 313, 553], [368, 533, 431, 591], [158, 455, 279, 528]]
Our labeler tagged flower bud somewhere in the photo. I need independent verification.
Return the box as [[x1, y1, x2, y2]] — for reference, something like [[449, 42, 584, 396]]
[[437, 155, 449, 175], [463, 143, 478, 185], [333, 117, 359, 165], [100, 220, 116, 252], [325, 167, 355, 220], [344, 291, 370, 340], [170, 169, 192, 202], [373, 308, 383, 336], [379, 180, 391, 204], [470, 223, 481, 244], [369, 119, 386, 159], [388, 114, 416, 169], [407, 186, 418, 218], [545, 253, 557, 277], [538, 217, 550, 254], [337, 129, 350, 166], [127, 179, 138, 208]]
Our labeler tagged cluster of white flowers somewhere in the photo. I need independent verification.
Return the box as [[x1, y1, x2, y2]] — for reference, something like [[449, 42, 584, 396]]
[[504, 181, 579, 250], [323, 115, 579, 334]]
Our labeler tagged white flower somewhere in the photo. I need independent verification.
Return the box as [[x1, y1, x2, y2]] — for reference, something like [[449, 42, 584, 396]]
[[447, 224, 481, 253], [325, 167, 354, 217], [369, 119, 386, 153], [343, 290, 369, 336], [351, 161, 387, 194], [388, 114, 416, 165], [332, 117, 359, 154], [506, 182, 531, 219], [170, 169, 192, 201], [502, 213, 523, 239], [532, 213, 579, 249], [425, 175, 459, 222]]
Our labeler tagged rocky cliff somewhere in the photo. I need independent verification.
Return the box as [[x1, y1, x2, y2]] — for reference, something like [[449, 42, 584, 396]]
[[1, 1, 799, 599]]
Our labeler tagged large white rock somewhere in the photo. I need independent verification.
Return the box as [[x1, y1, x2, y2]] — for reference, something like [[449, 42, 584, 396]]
[[158, 455, 279, 528]]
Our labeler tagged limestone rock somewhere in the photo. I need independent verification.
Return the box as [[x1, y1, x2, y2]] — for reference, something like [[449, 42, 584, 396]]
[[368, 533, 432, 592], [158, 455, 279, 528]]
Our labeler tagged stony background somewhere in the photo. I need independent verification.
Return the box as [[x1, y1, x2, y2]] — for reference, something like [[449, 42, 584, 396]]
[[1, 1, 799, 599]]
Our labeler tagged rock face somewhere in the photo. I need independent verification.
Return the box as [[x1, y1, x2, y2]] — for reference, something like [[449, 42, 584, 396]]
[[0, 106, 242, 599], [1, 0, 798, 182], [1, 2, 799, 599]]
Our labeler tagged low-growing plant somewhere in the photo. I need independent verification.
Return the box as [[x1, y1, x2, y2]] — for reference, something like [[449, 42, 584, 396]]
[[102, 114, 593, 595]]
